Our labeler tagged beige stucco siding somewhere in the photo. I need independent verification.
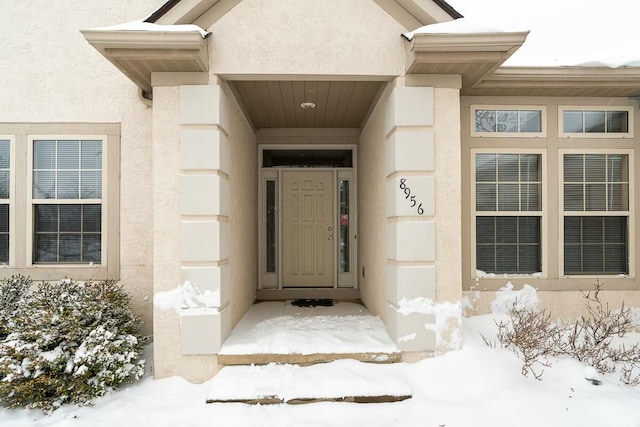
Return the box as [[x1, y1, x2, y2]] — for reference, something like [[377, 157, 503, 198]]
[[358, 85, 392, 319], [208, 0, 406, 77], [226, 83, 259, 326], [0, 0, 165, 335]]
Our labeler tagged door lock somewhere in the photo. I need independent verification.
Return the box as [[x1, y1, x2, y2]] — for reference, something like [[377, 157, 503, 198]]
[[328, 226, 333, 231]]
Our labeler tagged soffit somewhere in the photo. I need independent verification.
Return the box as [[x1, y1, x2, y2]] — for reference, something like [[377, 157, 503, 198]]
[[405, 32, 530, 92], [228, 80, 387, 129], [81, 28, 209, 94]]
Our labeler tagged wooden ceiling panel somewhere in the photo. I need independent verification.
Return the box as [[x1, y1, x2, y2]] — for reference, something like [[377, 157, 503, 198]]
[[230, 80, 385, 129]]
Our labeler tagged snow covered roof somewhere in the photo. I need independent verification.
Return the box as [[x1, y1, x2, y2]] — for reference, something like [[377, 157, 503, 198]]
[[93, 20, 210, 38], [403, 18, 507, 40]]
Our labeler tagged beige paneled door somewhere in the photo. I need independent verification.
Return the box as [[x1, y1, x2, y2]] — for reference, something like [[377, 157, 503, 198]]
[[282, 171, 334, 287]]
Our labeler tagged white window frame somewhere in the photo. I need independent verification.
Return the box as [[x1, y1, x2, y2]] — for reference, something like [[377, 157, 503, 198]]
[[559, 149, 635, 278], [471, 105, 547, 138], [0, 136, 15, 267], [471, 148, 547, 278], [558, 106, 634, 138]]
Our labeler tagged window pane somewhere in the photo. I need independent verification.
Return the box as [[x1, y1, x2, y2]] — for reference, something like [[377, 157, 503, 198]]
[[0, 140, 9, 169], [585, 184, 606, 211], [57, 140, 79, 169], [519, 111, 542, 132], [607, 155, 626, 182], [497, 154, 519, 181], [266, 180, 276, 273], [497, 184, 519, 211], [607, 111, 628, 133], [564, 216, 628, 275], [34, 234, 57, 263], [584, 111, 605, 133], [0, 205, 8, 264], [521, 183, 540, 211], [476, 184, 496, 211], [60, 205, 81, 232], [81, 171, 102, 199], [564, 184, 583, 211], [33, 171, 55, 199], [475, 110, 496, 132], [497, 111, 518, 132], [59, 234, 81, 262], [35, 204, 58, 232], [0, 171, 9, 199], [83, 235, 101, 263], [563, 111, 583, 132], [83, 204, 101, 233], [57, 171, 79, 199], [585, 155, 606, 182], [34, 204, 101, 264], [81, 141, 102, 169], [339, 180, 350, 273], [608, 184, 628, 210], [519, 154, 540, 182], [34, 141, 56, 169], [476, 216, 541, 274], [475, 154, 496, 181], [563, 154, 584, 182]]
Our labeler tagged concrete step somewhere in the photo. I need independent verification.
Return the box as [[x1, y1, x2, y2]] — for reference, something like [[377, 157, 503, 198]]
[[206, 359, 411, 405], [218, 351, 401, 366]]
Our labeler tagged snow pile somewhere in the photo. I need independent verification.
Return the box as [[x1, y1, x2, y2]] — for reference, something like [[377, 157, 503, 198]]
[[403, 18, 511, 40], [490, 282, 539, 315], [92, 21, 210, 38], [396, 297, 463, 351], [153, 281, 220, 314]]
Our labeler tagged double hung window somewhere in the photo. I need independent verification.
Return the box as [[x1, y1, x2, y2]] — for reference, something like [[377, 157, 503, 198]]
[[474, 151, 543, 275], [561, 152, 631, 275]]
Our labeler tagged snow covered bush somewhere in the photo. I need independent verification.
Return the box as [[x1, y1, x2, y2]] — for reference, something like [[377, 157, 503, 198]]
[[0, 277, 146, 411], [490, 281, 640, 385], [0, 276, 32, 340]]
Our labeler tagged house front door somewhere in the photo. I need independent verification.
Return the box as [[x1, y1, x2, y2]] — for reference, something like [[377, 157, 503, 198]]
[[282, 170, 334, 287]]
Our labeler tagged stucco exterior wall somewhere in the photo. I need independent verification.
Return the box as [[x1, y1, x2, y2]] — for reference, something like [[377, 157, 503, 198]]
[[358, 85, 393, 319], [0, 0, 165, 335], [226, 83, 259, 326], [208, 0, 406, 77]]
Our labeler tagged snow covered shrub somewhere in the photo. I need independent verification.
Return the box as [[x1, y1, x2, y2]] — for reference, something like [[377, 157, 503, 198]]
[[0, 278, 146, 411], [0, 275, 33, 340], [492, 281, 640, 385]]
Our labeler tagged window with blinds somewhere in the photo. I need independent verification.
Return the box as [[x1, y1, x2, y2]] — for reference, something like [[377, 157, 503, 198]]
[[563, 153, 630, 275], [32, 139, 102, 263], [0, 140, 10, 264], [475, 152, 543, 274]]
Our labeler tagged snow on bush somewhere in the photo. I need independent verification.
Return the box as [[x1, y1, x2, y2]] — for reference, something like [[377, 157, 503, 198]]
[[0, 276, 146, 412]]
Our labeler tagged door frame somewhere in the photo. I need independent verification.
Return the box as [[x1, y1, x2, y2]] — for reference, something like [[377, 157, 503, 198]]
[[258, 144, 357, 291]]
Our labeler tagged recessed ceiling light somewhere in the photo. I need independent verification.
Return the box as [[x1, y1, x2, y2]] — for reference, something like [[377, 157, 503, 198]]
[[300, 102, 316, 109]]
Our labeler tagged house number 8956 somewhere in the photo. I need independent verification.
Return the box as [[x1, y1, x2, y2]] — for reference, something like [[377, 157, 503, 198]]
[[399, 178, 424, 215]]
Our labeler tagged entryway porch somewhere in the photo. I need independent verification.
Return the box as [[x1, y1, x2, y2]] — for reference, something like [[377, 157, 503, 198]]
[[218, 300, 400, 366]]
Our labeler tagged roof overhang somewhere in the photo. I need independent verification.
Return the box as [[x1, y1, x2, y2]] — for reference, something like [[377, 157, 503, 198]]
[[465, 66, 640, 97], [148, 0, 462, 30], [81, 27, 210, 95], [404, 31, 529, 91]]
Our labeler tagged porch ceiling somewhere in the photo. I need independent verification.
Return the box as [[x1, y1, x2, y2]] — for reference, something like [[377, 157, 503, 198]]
[[228, 80, 387, 129]]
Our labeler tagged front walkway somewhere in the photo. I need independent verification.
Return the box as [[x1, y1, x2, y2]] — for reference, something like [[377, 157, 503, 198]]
[[218, 301, 399, 365]]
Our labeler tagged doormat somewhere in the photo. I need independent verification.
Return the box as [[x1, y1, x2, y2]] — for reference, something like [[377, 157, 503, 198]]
[[291, 299, 334, 307]]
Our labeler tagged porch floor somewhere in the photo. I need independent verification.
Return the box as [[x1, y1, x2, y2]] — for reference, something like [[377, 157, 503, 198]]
[[218, 300, 400, 365]]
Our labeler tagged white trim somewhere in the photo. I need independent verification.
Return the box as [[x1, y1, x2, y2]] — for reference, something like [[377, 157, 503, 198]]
[[470, 105, 547, 138], [558, 149, 634, 278], [558, 106, 634, 138], [258, 144, 357, 291], [471, 148, 547, 279], [27, 135, 108, 267]]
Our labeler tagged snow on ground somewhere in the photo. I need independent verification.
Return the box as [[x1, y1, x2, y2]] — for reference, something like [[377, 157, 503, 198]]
[[2, 313, 639, 427], [219, 301, 397, 355]]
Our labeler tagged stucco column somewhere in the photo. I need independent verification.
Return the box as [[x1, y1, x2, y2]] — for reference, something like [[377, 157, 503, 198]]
[[178, 85, 232, 355], [384, 76, 463, 354], [152, 84, 231, 382]]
